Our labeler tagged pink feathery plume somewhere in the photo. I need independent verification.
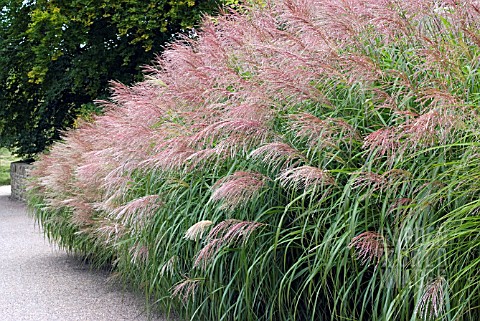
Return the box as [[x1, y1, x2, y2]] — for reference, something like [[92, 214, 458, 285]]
[[159, 256, 178, 277], [353, 171, 387, 191], [207, 219, 264, 242], [288, 113, 359, 149], [224, 102, 274, 121], [387, 198, 413, 215], [414, 277, 447, 321], [93, 218, 128, 245], [171, 278, 203, 302], [363, 127, 402, 159], [278, 165, 335, 190], [129, 243, 149, 265], [193, 119, 271, 146], [111, 195, 163, 226], [184, 220, 214, 241], [349, 231, 388, 265], [404, 107, 463, 148], [249, 142, 307, 169], [184, 147, 226, 171], [139, 138, 196, 172], [194, 219, 264, 269], [210, 171, 268, 210]]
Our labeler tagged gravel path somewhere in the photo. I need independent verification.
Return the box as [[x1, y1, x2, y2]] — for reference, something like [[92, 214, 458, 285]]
[[0, 185, 169, 321]]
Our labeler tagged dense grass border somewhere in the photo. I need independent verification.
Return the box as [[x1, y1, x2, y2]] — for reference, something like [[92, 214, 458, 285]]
[[28, 1, 480, 320]]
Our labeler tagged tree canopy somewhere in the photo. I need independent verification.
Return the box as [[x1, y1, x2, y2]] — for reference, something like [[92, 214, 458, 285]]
[[0, 0, 237, 157]]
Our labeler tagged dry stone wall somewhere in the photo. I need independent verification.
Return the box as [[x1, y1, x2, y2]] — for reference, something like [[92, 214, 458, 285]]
[[10, 162, 33, 201]]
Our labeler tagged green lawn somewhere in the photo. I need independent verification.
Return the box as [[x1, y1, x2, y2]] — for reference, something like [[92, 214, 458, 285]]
[[0, 148, 19, 185]]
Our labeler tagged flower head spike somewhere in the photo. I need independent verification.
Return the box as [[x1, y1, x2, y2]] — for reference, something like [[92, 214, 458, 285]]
[[185, 148, 225, 170], [414, 277, 447, 320], [349, 231, 388, 265], [363, 127, 402, 158], [210, 171, 268, 211], [249, 142, 307, 169], [404, 107, 464, 148], [278, 165, 334, 190], [129, 243, 149, 265], [112, 195, 163, 225], [288, 113, 360, 148], [387, 198, 412, 216], [171, 278, 202, 302], [159, 256, 178, 277], [184, 220, 214, 241], [207, 219, 264, 243], [193, 119, 270, 146], [194, 219, 264, 269], [353, 171, 387, 191]]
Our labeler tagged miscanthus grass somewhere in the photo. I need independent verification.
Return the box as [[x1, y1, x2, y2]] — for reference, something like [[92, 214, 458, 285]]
[[28, 1, 480, 320]]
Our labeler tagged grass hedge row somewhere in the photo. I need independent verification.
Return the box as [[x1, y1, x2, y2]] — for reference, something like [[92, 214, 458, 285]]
[[29, 1, 480, 320]]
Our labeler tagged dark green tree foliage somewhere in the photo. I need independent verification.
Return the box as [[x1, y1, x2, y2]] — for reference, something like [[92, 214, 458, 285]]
[[0, 0, 234, 157]]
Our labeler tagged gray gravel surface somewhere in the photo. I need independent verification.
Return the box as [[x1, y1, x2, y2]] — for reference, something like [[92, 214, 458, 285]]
[[0, 185, 171, 321]]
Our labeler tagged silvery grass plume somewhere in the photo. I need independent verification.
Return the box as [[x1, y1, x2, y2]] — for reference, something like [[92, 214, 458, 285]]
[[353, 171, 387, 192], [184, 220, 214, 241], [129, 243, 149, 265], [140, 138, 196, 172], [363, 127, 402, 159], [414, 277, 447, 321], [194, 219, 265, 269], [171, 278, 203, 302], [349, 231, 389, 265], [278, 165, 335, 191], [288, 113, 360, 149], [192, 118, 272, 156], [111, 195, 163, 225], [249, 142, 307, 170], [93, 218, 128, 245], [210, 171, 268, 211], [159, 256, 178, 277]]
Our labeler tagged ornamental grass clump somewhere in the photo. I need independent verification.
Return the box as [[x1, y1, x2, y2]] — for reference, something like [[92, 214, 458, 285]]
[[28, 0, 480, 320]]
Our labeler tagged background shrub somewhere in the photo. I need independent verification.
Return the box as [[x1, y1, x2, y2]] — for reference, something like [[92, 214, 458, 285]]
[[0, 148, 19, 185], [29, 1, 480, 320]]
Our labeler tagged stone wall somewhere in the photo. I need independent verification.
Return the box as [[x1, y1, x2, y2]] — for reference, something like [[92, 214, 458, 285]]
[[10, 162, 33, 201]]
